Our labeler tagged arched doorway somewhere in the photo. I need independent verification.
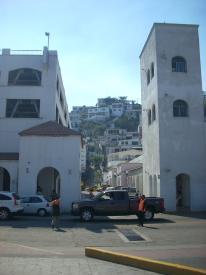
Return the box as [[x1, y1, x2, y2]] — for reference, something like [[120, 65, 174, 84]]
[[176, 173, 190, 209], [0, 167, 10, 191], [37, 167, 60, 199]]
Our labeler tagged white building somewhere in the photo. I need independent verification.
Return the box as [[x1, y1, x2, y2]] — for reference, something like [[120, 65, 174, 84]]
[[111, 103, 124, 117], [0, 48, 81, 211], [140, 23, 206, 211], [107, 149, 142, 168], [87, 106, 110, 121]]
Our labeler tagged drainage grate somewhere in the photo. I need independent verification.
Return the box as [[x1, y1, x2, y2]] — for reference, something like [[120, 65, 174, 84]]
[[118, 229, 145, 242]]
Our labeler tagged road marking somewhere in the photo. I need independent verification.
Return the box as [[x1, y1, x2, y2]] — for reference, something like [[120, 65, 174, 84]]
[[0, 241, 64, 255], [133, 229, 152, 242], [115, 229, 151, 243]]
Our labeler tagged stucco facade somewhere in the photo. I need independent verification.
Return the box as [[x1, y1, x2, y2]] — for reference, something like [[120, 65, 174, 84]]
[[140, 23, 206, 211], [18, 133, 81, 211], [0, 48, 81, 212]]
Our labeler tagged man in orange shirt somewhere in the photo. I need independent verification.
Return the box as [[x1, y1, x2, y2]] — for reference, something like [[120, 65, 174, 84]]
[[137, 195, 146, 226], [51, 196, 60, 230]]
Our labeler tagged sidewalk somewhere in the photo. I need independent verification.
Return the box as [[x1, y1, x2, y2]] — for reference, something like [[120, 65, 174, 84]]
[[86, 245, 206, 275], [101, 244, 206, 269]]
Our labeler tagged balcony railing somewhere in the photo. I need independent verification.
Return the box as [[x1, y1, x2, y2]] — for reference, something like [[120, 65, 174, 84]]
[[0, 49, 43, 55]]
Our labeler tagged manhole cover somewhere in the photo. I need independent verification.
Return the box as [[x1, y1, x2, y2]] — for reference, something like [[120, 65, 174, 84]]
[[118, 229, 145, 242]]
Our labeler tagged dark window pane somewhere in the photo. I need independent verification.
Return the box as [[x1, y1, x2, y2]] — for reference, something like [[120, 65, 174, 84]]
[[56, 77, 59, 91], [148, 109, 152, 125], [30, 197, 42, 203], [6, 99, 40, 118], [116, 192, 125, 200], [151, 63, 154, 78], [173, 100, 188, 117], [152, 105, 156, 121], [21, 197, 30, 203], [147, 70, 150, 85], [0, 194, 11, 200], [172, 57, 187, 72], [8, 68, 41, 86]]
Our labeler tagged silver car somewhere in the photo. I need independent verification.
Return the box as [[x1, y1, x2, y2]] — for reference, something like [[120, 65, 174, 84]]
[[20, 195, 51, 216]]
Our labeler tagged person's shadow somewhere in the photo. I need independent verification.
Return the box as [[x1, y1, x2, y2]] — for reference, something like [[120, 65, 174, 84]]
[[55, 228, 66, 232], [139, 225, 159, 229]]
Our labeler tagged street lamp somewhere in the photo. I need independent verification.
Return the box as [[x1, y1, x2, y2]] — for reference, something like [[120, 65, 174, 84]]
[[45, 32, 50, 49]]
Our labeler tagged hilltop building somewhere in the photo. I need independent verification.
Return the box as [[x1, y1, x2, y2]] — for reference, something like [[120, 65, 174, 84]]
[[70, 98, 141, 131]]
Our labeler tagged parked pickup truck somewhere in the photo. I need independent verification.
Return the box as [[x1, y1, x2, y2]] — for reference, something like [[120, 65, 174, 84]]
[[71, 190, 165, 222]]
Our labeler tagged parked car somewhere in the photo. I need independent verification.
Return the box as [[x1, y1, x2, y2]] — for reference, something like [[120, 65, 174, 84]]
[[0, 191, 24, 220], [71, 190, 165, 222], [20, 195, 51, 216]]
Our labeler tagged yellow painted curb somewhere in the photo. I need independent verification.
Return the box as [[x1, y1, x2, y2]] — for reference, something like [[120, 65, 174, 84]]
[[85, 247, 206, 275]]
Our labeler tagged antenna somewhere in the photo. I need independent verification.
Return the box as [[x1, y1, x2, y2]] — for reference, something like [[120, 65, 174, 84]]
[[45, 32, 50, 49]]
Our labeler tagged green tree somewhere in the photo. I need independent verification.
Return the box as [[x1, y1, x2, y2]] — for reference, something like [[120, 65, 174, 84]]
[[114, 115, 138, 131]]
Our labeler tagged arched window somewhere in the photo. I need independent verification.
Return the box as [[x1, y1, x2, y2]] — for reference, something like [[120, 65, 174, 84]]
[[151, 62, 154, 78], [147, 69, 150, 85], [148, 109, 152, 125], [173, 100, 188, 117], [152, 104, 156, 121], [8, 68, 41, 86], [172, 56, 187, 72]]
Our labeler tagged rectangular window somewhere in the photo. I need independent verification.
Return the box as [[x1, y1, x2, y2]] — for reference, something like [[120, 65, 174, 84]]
[[6, 99, 40, 118], [56, 106, 59, 122], [59, 91, 64, 108], [56, 76, 59, 91], [115, 192, 126, 201]]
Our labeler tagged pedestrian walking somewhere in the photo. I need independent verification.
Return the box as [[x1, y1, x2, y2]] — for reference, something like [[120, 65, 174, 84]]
[[137, 194, 146, 227], [51, 196, 60, 230], [51, 189, 58, 201]]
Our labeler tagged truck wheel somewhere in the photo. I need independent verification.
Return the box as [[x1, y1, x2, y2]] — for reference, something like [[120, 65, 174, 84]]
[[0, 208, 10, 221], [80, 208, 93, 222], [144, 209, 154, 220]]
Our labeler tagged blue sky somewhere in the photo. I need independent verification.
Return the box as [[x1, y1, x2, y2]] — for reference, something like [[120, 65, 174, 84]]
[[1, 0, 206, 110]]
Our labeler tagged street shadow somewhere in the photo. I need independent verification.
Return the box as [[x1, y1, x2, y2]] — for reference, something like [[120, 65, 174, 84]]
[[165, 211, 206, 220], [54, 228, 66, 232], [142, 225, 159, 229], [0, 214, 174, 232], [87, 216, 175, 224], [0, 216, 118, 233]]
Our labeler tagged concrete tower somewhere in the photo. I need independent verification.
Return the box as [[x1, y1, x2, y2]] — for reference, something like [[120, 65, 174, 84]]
[[140, 23, 206, 211]]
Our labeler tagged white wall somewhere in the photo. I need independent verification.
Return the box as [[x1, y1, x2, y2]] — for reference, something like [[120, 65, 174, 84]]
[[0, 49, 69, 152], [140, 24, 206, 211], [140, 26, 161, 197], [18, 135, 81, 212]]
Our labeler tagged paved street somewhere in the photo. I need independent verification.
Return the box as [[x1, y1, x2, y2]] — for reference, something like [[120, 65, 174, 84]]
[[0, 213, 206, 274]]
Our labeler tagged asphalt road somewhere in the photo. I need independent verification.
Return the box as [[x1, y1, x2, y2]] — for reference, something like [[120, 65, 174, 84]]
[[0, 212, 206, 275]]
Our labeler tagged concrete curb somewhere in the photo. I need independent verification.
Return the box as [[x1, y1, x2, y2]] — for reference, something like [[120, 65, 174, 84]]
[[85, 247, 206, 275]]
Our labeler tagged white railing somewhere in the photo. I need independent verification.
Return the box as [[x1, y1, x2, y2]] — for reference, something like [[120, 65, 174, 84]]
[[10, 50, 42, 55], [0, 49, 43, 55]]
